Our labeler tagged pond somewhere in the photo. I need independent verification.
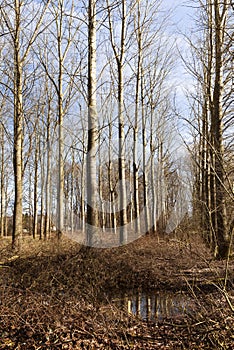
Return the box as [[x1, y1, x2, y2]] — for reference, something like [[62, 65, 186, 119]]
[[112, 290, 193, 321]]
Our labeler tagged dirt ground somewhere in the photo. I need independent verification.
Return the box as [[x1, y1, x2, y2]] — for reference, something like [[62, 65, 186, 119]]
[[0, 232, 234, 349]]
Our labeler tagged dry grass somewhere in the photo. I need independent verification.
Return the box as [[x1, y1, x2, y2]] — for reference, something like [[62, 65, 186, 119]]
[[0, 232, 234, 349]]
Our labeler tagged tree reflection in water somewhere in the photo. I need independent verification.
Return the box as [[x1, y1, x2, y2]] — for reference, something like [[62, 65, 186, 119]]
[[115, 291, 192, 321]]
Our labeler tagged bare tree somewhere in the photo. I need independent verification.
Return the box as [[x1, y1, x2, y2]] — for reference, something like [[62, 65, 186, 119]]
[[106, 0, 128, 244], [185, 0, 233, 258], [132, 0, 141, 233], [86, 0, 98, 245], [0, 0, 51, 247]]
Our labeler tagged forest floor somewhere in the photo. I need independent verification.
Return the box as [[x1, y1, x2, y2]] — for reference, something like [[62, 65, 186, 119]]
[[0, 231, 234, 349]]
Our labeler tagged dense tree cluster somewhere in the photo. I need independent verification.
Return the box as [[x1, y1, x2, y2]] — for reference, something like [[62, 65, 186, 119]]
[[186, 0, 234, 258], [0, 0, 233, 257]]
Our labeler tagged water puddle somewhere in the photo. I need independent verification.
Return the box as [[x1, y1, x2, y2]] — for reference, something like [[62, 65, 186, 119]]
[[112, 290, 193, 321]]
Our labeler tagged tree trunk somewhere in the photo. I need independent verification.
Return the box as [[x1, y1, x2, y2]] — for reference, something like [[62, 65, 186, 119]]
[[108, 123, 117, 232], [117, 0, 128, 244], [9, 0, 51, 247], [118, 61, 128, 244], [12, 0, 23, 248], [106, 0, 128, 244], [40, 140, 45, 240], [141, 70, 150, 234], [56, 3, 65, 239], [211, 0, 229, 258], [133, 0, 141, 233], [150, 113, 156, 233], [0, 124, 5, 237], [86, 0, 98, 246], [33, 140, 38, 239], [44, 109, 52, 238]]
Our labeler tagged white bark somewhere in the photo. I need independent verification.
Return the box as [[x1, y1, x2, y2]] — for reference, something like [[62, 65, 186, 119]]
[[86, 0, 98, 245]]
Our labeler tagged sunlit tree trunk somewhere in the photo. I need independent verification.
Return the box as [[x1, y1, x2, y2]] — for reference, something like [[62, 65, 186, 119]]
[[106, 0, 128, 243], [44, 106, 52, 238], [12, 0, 23, 248], [86, 0, 98, 245], [211, 0, 229, 258], [39, 0, 77, 238], [0, 0, 51, 247], [200, 90, 208, 239], [39, 139, 45, 240], [133, 0, 141, 233], [55, 1, 65, 238], [156, 140, 166, 232], [108, 123, 117, 232], [81, 152, 86, 232], [190, 0, 232, 258], [57, 66, 64, 238], [118, 0, 128, 244], [98, 135, 105, 231], [150, 112, 156, 232], [33, 138, 38, 239], [141, 69, 150, 234]]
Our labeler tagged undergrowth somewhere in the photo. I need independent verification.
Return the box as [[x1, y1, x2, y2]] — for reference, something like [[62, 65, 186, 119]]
[[0, 233, 233, 349]]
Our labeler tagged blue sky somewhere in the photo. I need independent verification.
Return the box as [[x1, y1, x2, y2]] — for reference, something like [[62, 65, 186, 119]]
[[163, 1, 196, 33]]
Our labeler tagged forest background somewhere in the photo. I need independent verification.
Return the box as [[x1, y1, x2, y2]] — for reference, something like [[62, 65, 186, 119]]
[[0, 0, 233, 259]]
